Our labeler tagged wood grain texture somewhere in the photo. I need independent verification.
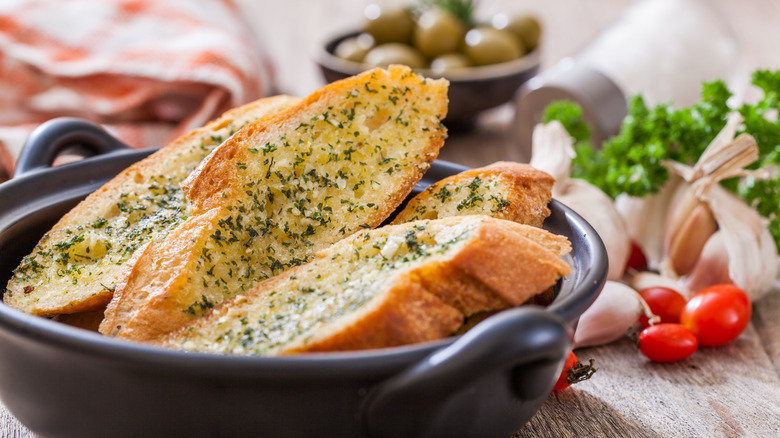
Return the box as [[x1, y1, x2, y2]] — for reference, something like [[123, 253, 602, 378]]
[[4, 0, 780, 436], [517, 322, 780, 437]]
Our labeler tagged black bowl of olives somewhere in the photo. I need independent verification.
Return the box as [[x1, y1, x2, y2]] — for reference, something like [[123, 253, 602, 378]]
[[317, 1, 541, 128]]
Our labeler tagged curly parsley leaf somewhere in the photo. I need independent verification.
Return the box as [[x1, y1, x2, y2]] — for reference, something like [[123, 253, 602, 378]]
[[545, 69, 780, 250], [541, 100, 610, 189], [542, 100, 592, 145]]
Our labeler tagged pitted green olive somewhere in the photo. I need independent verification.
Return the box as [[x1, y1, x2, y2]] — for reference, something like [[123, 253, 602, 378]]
[[463, 27, 523, 66], [364, 4, 415, 45], [491, 13, 541, 51], [413, 9, 466, 59], [334, 34, 375, 63], [363, 43, 427, 68]]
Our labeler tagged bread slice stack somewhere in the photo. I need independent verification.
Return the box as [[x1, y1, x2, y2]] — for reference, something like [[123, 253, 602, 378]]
[[161, 216, 571, 356], [5, 95, 300, 316], [7, 64, 572, 356], [99, 65, 450, 342]]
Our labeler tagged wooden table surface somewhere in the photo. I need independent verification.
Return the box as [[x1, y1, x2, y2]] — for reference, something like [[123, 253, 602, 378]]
[[4, 0, 780, 436]]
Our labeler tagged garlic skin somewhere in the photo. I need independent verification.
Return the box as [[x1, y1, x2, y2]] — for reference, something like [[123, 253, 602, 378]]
[[705, 184, 778, 300], [573, 281, 643, 348], [629, 270, 690, 297], [530, 122, 631, 280], [663, 188, 718, 277], [684, 230, 732, 296], [615, 174, 684, 272]]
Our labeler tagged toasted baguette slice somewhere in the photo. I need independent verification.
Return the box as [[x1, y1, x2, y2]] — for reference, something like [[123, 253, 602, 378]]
[[159, 216, 571, 355], [391, 161, 554, 227], [391, 161, 557, 311], [5, 95, 300, 316], [100, 65, 449, 341]]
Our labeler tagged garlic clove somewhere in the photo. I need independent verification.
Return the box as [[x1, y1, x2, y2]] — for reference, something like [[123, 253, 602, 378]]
[[666, 202, 718, 276], [530, 122, 631, 280], [663, 181, 701, 260], [529, 121, 575, 183], [555, 180, 631, 280], [615, 175, 683, 271], [573, 281, 643, 348], [629, 271, 690, 298], [706, 184, 779, 301], [683, 230, 732, 294]]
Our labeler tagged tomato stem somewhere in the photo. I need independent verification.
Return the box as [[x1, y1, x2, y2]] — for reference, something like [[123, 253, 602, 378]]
[[634, 290, 661, 325], [567, 358, 597, 385]]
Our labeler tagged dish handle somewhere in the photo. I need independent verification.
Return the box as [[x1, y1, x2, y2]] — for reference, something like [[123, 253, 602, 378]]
[[362, 306, 572, 438], [14, 118, 132, 177]]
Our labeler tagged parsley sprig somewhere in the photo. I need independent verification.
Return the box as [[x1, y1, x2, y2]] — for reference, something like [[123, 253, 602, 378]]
[[544, 69, 780, 249]]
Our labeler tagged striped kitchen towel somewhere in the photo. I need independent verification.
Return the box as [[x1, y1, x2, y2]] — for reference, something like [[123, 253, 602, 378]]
[[0, 0, 275, 182]]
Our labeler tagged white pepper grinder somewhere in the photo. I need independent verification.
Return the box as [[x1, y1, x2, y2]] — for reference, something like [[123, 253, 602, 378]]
[[514, 0, 742, 161]]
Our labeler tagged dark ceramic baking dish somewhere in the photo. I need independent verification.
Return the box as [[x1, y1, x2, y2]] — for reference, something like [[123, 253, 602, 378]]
[[0, 118, 606, 438]]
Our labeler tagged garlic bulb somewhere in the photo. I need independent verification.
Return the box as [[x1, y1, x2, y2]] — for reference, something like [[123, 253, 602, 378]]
[[621, 114, 778, 301], [530, 121, 631, 280], [573, 281, 643, 348]]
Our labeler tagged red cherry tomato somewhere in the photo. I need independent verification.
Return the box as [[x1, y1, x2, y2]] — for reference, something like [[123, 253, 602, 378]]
[[680, 284, 751, 346], [625, 241, 648, 272], [638, 286, 687, 327], [638, 323, 698, 362], [553, 351, 578, 391]]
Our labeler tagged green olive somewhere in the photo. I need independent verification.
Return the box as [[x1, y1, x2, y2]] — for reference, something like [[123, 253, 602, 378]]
[[491, 13, 542, 51], [363, 43, 427, 69], [334, 33, 375, 63], [413, 9, 466, 59], [463, 27, 523, 66], [429, 53, 471, 74], [364, 4, 415, 45]]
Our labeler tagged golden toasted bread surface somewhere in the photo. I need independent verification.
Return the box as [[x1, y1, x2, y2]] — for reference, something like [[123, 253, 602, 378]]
[[101, 66, 450, 341], [5, 96, 299, 316], [391, 161, 554, 227], [160, 216, 570, 356]]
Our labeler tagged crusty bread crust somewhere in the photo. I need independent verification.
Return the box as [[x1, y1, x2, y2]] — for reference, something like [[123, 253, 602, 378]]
[[160, 216, 570, 355], [100, 207, 225, 338], [5, 95, 299, 316], [391, 161, 554, 227], [416, 221, 571, 315], [102, 66, 450, 342], [279, 272, 464, 354]]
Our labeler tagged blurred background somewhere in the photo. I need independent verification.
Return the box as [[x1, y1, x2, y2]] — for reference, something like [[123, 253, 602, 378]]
[[239, 0, 780, 98]]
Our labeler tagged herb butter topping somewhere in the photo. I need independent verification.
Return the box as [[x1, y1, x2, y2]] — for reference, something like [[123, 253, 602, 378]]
[[401, 175, 511, 221], [164, 69, 446, 320], [171, 219, 476, 356], [7, 131, 228, 304], [104, 66, 449, 341], [3, 97, 299, 316]]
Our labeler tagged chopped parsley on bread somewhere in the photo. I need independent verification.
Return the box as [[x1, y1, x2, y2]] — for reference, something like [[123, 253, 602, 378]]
[[392, 161, 555, 227], [100, 65, 450, 342], [5, 95, 300, 316], [161, 216, 571, 356]]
